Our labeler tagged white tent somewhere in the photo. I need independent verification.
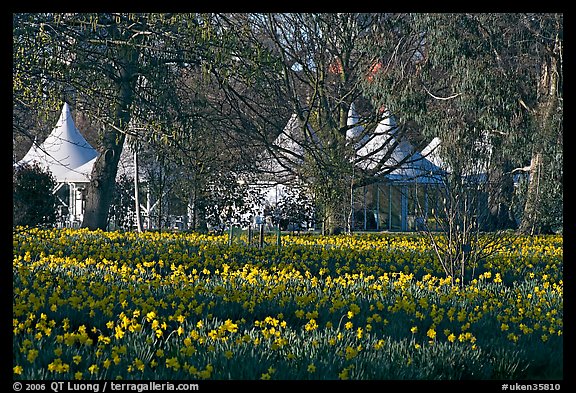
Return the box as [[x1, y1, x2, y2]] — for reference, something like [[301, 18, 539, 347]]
[[16, 102, 98, 183], [346, 108, 445, 231], [15, 102, 100, 226], [258, 113, 318, 184], [420, 137, 444, 169], [350, 109, 444, 183], [254, 104, 448, 231], [258, 104, 447, 187]]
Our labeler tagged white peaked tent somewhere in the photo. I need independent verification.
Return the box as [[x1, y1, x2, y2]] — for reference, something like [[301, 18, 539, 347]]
[[254, 114, 317, 218], [15, 102, 151, 227], [258, 113, 317, 183], [348, 105, 396, 155], [17, 102, 98, 183], [346, 106, 446, 231], [253, 104, 448, 231], [349, 105, 444, 183], [420, 137, 444, 171], [16, 102, 99, 226]]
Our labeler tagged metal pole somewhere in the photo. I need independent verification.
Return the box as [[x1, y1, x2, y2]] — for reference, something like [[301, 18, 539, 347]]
[[146, 189, 151, 230], [424, 184, 429, 226], [69, 183, 75, 226], [376, 184, 380, 231], [401, 185, 408, 231], [363, 186, 367, 231], [349, 164, 355, 234], [276, 224, 281, 248], [134, 147, 143, 233], [388, 184, 392, 230]]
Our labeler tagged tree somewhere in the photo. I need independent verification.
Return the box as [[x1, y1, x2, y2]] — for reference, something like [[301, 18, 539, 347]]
[[276, 182, 315, 232], [414, 135, 508, 287], [359, 13, 562, 284], [515, 14, 563, 234], [107, 173, 136, 230], [14, 13, 560, 236], [210, 13, 428, 235], [360, 12, 561, 222], [139, 60, 259, 232], [13, 13, 212, 230], [13, 163, 58, 228]]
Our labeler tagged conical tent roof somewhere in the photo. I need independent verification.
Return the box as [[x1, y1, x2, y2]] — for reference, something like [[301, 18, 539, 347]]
[[385, 140, 445, 183], [353, 110, 397, 166], [350, 111, 444, 183], [420, 137, 444, 169], [17, 102, 98, 183], [346, 103, 363, 141], [257, 105, 445, 187]]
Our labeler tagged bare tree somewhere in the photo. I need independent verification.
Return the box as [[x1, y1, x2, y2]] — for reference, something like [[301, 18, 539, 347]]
[[415, 133, 515, 286], [208, 13, 433, 234]]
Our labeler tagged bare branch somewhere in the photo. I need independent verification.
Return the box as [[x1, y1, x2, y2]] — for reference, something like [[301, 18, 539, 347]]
[[422, 83, 462, 101]]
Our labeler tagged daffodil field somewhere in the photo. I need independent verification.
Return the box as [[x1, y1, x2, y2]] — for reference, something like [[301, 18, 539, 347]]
[[13, 227, 563, 380]]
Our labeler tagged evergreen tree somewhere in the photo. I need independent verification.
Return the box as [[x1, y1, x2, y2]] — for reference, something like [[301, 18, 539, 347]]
[[13, 163, 58, 228]]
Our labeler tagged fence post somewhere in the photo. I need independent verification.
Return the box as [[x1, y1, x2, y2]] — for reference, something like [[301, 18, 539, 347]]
[[276, 224, 281, 249]]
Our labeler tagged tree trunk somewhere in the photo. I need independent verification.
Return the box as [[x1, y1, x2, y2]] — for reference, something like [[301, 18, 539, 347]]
[[323, 204, 344, 235], [134, 148, 143, 232], [486, 158, 516, 231], [157, 190, 163, 231], [83, 145, 125, 230], [519, 151, 543, 235], [188, 196, 196, 231], [82, 44, 138, 230], [519, 34, 560, 235]]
